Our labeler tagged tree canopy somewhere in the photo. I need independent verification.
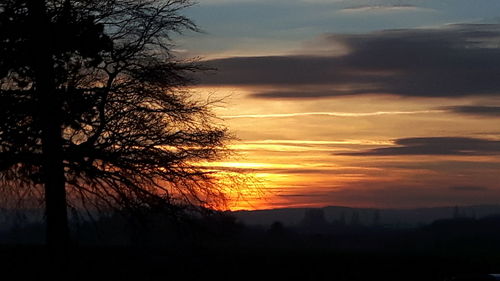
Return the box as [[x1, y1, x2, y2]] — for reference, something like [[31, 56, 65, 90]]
[[0, 0, 236, 246]]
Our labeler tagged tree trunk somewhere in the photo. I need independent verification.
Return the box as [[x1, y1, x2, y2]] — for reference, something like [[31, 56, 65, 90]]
[[29, 0, 70, 253], [41, 107, 69, 252]]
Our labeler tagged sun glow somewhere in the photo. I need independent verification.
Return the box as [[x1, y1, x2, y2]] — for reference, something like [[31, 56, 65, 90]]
[[207, 161, 304, 169], [187, 84, 500, 209]]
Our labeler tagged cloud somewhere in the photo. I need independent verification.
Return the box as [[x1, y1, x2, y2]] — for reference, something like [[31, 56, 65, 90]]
[[313, 184, 500, 208], [338, 5, 431, 14], [445, 105, 500, 117], [198, 24, 500, 99], [279, 193, 327, 198], [339, 137, 500, 156], [450, 185, 489, 192], [363, 160, 500, 171], [222, 110, 443, 118]]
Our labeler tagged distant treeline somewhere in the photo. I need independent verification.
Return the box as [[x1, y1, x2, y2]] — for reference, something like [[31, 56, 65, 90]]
[[234, 205, 500, 228], [4, 206, 500, 255], [3, 208, 500, 280]]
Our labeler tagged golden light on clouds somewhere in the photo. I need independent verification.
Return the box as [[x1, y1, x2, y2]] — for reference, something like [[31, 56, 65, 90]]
[[180, 4, 500, 210], [190, 84, 500, 210], [221, 110, 445, 119]]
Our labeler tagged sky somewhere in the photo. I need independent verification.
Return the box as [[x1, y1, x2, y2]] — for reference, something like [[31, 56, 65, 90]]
[[179, 0, 500, 210]]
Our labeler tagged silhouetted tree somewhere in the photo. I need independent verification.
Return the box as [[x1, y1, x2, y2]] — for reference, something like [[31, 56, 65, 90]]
[[350, 211, 360, 226], [453, 206, 461, 219], [338, 212, 346, 225], [0, 0, 233, 251], [301, 209, 328, 230], [268, 221, 285, 235], [372, 209, 381, 226]]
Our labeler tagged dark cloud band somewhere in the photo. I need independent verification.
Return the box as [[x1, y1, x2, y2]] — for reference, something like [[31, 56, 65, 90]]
[[445, 106, 500, 117], [450, 185, 489, 192], [339, 137, 500, 156], [198, 24, 500, 99]]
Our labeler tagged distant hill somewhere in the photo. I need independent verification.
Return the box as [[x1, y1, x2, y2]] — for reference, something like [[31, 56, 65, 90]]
[[233, 205, 500, 228]]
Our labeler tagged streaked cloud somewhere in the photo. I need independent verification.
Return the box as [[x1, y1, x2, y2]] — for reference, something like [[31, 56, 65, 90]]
[[227, 139, 392, 153], [339, 5, 432, 14], [445, 105, 500, 117], [341, 137, 500, 156], [222, 110, 444, 119], [242, 139, 393, 146], [229, 143, 332, 152], [450, 185, 489, 191], [198, 24, 500, 99]]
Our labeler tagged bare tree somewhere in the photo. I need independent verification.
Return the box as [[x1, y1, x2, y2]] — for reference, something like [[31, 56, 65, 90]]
[[0, 0, 234, 251]]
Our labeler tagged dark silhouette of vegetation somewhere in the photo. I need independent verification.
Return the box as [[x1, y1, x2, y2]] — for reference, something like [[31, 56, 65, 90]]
[[3, 211, 500, 280], [0, 0, 234, 252]]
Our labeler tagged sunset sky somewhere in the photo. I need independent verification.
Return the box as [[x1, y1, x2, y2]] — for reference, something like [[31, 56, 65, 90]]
[[180, 0, 500, 210]]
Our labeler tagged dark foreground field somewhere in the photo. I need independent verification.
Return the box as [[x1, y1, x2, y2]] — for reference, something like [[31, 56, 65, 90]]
[[4, 214, 500, 280], [3, 240, 500, 280]]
